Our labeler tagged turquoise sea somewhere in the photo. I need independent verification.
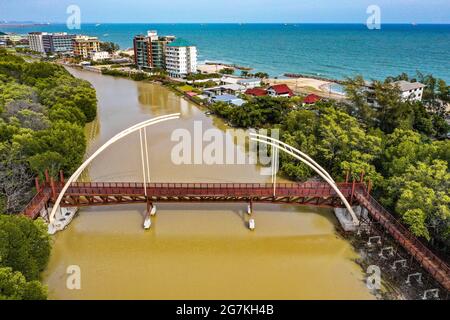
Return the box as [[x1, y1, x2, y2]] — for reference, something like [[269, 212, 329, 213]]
[[2, 23, 450, 81]]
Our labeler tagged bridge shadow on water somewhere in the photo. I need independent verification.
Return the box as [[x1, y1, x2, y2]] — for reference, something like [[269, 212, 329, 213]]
[[77, 202, 341, 237]]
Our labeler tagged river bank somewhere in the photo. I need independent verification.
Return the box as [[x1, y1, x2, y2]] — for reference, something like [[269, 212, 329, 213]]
[[41, 67, 376, 300]]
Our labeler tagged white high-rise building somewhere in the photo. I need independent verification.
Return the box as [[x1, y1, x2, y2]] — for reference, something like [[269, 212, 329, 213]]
[[165, 39, 197, 78], [28, 32, 47, 53]]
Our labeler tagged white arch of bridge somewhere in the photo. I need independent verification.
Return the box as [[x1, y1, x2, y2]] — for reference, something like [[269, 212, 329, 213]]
[[48, 113, 181, 226], [250, 133, 359, 224]]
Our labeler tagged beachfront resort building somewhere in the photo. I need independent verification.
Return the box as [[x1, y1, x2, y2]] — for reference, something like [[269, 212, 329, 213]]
[[73, 36, 101, 58], [44, 33, 76, 54], [133, 31, 198, 77], [165, 39, 198, 78], [43, 33, 76, 54], [394, 80, 426, 102], [73, 36, 100, 59], [364, 80, 426, 106], [28, 32, 76, 54], [133, 31, 176, 70], [28, 32, 47, 53]]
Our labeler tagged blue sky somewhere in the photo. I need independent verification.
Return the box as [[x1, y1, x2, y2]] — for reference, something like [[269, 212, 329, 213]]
[[1, 0, 449, 23]]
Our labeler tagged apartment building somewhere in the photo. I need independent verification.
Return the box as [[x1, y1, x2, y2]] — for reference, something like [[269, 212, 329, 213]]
[[44, 33, 76, 54], [394, 80, 426, 102], [73, 36, 101, 58], [165, 39, 197, 78], [133, 31, 175, 70], [28, 32, 47, 53], [28, 32, 77, 54], [364, 80, 427, 106]]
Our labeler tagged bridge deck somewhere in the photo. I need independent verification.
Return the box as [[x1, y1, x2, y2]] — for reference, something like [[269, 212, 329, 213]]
[[23, 189, 50, 219], [56, 182, 354, 207]]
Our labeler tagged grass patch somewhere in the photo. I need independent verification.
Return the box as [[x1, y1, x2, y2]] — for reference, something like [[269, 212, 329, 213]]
[[178, 85, 194, 92]]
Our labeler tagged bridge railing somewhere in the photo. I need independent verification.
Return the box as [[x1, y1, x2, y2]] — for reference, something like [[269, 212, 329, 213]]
[[62, 181, 356, 198], [67, 181, 356, 189], [22, 189, 50, 219], [357, 191, 450, 276]]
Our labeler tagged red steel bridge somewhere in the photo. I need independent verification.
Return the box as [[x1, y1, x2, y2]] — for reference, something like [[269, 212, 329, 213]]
[[18, 115, 450, 295], [22, 176, 450, 292]]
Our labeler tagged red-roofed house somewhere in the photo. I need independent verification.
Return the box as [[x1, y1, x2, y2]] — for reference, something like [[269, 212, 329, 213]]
[[245, 88, 267, 97], [267, 84, 294, 97], [303, 94, 321, 104], [185, 91, 198, 98]]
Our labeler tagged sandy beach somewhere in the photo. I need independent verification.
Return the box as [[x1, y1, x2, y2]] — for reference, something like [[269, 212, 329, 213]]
[[264, 77, 347, 101]]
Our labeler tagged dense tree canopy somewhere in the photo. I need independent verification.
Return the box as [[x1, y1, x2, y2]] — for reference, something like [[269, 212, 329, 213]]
[[0, 215, 51, 280], [211, 96, 292, 128], [280, 104, 382, 183], [342, 74, 449, 246], [0, 214, 51, 300], [343, 74, 449, 137], [0, 267, 47, 300], [99, 41, 120, 54], [0, 49, 97, 214]]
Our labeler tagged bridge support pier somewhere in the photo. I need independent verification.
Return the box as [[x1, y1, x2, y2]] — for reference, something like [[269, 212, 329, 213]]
[[247, 200, 253, 215], [144, 200, 155, 230], [334, 206, 361, 232], [149, 201, 157, 216], [48, 206, 79, 235]]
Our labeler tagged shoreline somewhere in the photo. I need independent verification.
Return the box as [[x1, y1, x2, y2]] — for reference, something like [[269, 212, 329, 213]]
[[67, 61, 348, 103]]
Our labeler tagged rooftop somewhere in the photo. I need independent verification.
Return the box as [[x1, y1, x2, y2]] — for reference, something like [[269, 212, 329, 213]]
[[304, 94, 321, 104], [245, 88, 267, 96], [268, 84, 294, 96], [238, 78, 261, 84], [167, 38, 195, 47], [211, 94, 246, 106], [394, 80, 426, 91], [205, 84, 245, 92]]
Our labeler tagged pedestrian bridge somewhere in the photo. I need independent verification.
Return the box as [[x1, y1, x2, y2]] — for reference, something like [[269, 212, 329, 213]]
[[20, 113, 450, 294]]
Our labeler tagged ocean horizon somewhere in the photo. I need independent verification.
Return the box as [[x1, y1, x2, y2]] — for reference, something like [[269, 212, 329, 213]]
[[2, 23, 450, 82]]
